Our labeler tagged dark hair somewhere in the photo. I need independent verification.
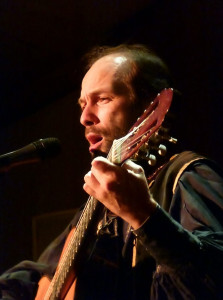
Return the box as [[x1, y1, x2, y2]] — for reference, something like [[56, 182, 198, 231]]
[[83, 44, 174, 109]]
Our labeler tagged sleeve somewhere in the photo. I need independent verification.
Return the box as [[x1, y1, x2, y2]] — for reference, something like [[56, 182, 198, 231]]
[[0, 261, 49, 300], [133, 161, 223, 299], [0, 208, 82, 300]]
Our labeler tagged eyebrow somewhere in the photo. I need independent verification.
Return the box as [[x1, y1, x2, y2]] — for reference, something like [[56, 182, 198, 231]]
[[77, 90, 102, 106], [77, 88, 113, 106]]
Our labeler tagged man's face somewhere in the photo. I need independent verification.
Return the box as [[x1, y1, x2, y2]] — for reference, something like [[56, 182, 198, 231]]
[[79, 55, 137, 157]]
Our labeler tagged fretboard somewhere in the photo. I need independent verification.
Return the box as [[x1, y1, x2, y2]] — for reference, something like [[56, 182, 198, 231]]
[[44, 196, 104, 300]]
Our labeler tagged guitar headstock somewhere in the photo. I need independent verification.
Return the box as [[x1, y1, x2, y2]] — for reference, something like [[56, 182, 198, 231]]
[[110, 88, 177, 170]]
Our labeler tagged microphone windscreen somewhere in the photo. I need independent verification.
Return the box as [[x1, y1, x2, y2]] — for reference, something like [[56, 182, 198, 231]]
[[33, 138, 61, 159]]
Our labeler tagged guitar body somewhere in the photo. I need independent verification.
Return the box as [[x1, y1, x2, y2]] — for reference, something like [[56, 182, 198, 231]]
[[35, 276, 76, 300], [35, 228, 77, 300]]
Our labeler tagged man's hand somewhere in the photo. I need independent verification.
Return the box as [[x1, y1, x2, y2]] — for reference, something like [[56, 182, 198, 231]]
[[83, 156, 157, 229]]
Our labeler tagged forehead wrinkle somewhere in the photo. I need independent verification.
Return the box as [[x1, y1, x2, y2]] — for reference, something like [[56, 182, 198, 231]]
[[78, 89, 107, 106], [82, 87, 113, 99]]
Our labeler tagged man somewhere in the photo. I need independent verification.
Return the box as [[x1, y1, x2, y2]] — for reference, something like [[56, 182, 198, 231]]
[[80, 47, 158, 230], [1, 45, 223, 299]]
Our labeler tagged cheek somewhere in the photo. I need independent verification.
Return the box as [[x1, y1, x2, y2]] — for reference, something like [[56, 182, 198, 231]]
[[110, 113, 132, 137], [116, 108, 136, 131], [109, 111, 125, 127], [100, 102, 135, 136]]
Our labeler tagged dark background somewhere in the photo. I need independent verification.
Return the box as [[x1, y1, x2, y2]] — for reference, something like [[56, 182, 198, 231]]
[[0, 0, 222, 273]]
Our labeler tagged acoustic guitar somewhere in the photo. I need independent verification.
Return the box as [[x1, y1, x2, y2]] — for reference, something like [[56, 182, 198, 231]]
[[35, 88, 177, 300]]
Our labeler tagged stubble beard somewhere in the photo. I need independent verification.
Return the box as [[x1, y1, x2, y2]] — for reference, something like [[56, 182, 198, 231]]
[[87, 126, 130, 160]]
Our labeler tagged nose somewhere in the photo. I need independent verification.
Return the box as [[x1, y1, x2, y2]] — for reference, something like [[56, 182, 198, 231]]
[[80, 104, 99, 127]]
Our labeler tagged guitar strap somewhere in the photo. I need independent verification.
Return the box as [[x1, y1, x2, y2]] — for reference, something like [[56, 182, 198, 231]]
[[149, 151, 208, 211]]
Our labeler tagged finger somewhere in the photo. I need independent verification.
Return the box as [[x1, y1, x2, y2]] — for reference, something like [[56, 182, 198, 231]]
[[121, 159, 145, 175], [91, 156, 115, 171], [84, 170, 100, 187], [83, 171, 100, 197], [91, 156, 118, 181], [83, 182, 97, 198]]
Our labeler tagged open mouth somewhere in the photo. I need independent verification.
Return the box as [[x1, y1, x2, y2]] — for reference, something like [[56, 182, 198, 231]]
[[86, 133, 103, 152]]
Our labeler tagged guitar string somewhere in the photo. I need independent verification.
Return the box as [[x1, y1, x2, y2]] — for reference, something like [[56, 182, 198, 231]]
[[44, 199, 98, 298], [56, 125, 155, 266], [61, 124, 156, 253], [46, 116, 162, 298], [110, 111, 168, 161], [46, 142, 115, 298], [110, 127, 158, 161], [50, 150, 165, 298], [46, 134, 156, 299]]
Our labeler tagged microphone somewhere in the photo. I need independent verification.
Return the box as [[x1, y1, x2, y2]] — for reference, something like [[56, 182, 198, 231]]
[[0, 138, 61, 172]]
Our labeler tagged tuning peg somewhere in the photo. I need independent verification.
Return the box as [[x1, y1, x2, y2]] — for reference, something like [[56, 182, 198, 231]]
[[148, 154, 156, 166], [139, 142, 148, 152], [169, 137, 177, 144], [158, 144, 167, 156]]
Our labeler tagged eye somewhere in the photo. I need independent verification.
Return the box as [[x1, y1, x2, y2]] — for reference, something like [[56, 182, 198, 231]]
[[97, 97, 111, 105]]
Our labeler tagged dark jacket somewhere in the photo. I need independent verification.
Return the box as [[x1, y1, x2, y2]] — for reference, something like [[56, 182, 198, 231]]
[[1, 152, 223, 299]]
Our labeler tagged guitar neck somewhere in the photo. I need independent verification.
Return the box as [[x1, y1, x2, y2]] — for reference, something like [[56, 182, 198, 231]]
[[46, 145, 116, 300], [45, 197, 104, 300]]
